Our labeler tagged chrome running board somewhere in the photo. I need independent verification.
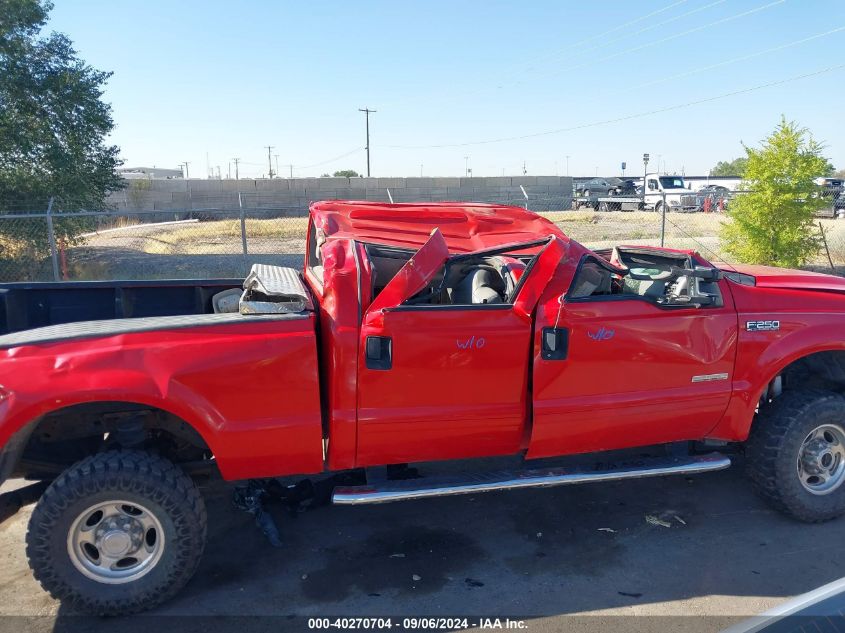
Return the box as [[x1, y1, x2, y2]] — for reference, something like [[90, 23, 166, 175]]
[[332, 453, 730, 505]]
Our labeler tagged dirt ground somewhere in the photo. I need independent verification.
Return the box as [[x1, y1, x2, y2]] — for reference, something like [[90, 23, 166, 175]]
[[1, 457, 842, 632]]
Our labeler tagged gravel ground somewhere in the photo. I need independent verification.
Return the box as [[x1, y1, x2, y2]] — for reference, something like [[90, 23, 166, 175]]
[[0, 457, 842, 632]]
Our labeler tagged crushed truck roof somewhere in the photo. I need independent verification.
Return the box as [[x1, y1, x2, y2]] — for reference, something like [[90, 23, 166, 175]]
[[309, 201, 568, 252]]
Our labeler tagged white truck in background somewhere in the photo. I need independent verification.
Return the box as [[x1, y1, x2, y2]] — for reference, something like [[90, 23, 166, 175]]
[[643, 173, 694, 213], [577, 173, 695, 212]]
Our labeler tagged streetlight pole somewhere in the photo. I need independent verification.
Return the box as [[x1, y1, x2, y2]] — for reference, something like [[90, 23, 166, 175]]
[[359, 108, 376, 177]]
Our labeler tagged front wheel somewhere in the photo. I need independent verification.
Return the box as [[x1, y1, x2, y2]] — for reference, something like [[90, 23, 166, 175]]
[[746, 390, 845, 522], [26, 450, 207, 615]]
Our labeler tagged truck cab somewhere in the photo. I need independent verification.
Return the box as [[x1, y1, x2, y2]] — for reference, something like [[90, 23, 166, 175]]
[[644, 173, 694, 212]]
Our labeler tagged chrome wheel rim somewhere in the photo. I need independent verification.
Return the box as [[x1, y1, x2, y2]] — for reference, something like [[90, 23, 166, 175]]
[[67, 500, 165, 584], [797, 423, 845, 496]]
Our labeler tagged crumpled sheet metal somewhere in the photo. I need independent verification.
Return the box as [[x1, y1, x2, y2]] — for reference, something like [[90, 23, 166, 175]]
[[240, 264, 314, 314]]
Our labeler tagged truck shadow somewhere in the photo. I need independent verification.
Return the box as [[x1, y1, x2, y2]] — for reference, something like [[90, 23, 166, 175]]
[[48, 459, 844, 628]]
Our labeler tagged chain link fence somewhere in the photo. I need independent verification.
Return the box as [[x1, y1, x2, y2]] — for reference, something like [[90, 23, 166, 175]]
[[1, 190, 845, 282]]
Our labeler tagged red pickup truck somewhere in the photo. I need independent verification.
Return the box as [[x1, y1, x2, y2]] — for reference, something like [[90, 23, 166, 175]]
[[2, 201, 845, 614]]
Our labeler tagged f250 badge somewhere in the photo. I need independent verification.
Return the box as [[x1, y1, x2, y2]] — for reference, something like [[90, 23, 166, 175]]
[[746, 320, 780, 332]]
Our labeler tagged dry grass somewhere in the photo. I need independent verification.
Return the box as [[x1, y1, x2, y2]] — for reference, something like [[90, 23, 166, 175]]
[[72, 211, 845, 271], [105, 218, 309, 255]]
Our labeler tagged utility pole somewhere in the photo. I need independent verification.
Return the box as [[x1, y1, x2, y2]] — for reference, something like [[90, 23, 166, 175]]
[[265, 146, 275, 178], [522, 161, 527, 176], [464, 156, 469, 177], [181, 162, 191, 179], [287, 164, 293, 179], [358, 108, 376, 177], [232, 158, 240, 180], [274, 154, 280, 179]]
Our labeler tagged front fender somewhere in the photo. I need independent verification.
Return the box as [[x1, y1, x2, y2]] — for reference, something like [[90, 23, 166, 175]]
[[708, 314, 845, 441]]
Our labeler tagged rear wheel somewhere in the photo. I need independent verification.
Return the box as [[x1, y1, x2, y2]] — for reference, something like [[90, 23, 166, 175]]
[[654, 201, 666, 214], [26, 450, 207, 615], [746, 390, 845, 522]]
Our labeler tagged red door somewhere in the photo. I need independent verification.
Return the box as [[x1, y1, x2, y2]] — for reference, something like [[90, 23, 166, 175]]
[[528, 274, 738, 459], [355, 234, 564, 467]]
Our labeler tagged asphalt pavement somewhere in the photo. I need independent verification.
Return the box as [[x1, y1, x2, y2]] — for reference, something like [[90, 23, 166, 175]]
[[0, 456, 841, 632]]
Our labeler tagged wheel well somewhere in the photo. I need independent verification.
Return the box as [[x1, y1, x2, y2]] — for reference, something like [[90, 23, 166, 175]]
[[779, 351, 845, 394], [13, 401, 215, 480]]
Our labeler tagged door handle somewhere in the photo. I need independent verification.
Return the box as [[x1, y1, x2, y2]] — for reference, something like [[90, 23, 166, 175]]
[[541, 327, 569, 360], [365, 336, 392, 370]]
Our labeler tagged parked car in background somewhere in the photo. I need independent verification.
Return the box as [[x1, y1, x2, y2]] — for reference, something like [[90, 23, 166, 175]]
[[815, 178, 844, 216], [574, 177, 618, 198], [573, 177, 639, 209], [611, 178, 638, 196], [694, 184, 732, 212]]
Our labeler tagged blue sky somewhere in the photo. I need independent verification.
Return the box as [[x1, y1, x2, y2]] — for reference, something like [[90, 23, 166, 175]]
[[49, 0, 845, 178]]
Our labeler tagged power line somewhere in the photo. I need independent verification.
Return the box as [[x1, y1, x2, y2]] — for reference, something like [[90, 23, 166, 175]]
[[634, 25, 845, 91], [381, 0, 783, 112], [536, 0, 786, 83], [291, 147, 362, 171], [382, 63, 845, 149], [380, 0, 693, 109], [517, 0, 728, 80], [528, 0, 690, 61]]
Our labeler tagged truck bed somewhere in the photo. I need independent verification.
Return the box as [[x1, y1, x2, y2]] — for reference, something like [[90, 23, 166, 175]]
[[0, 278, 243, 335]]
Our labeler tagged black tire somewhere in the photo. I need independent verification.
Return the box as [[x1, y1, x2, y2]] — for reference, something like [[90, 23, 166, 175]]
[[746, 390, 845, 523], [598, 201, 609, 212], [26, 450, 207, 615], [654, 201, 665, 214]]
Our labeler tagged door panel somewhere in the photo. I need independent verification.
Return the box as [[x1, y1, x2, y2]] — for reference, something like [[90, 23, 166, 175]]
[[354, 237, 561, 467], [357, 307, 531, 466], [528, 286, 738, 459]]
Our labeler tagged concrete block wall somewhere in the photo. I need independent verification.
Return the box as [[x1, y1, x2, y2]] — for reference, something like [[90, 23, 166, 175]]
[[111, 176, 574, 214]]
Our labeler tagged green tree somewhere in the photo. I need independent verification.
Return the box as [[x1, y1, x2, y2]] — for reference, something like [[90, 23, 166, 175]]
[[333, 169, 359, 178], [710, 157, 748, 177], [720, 118, 830, 268], [0, 0, 122, 215]]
